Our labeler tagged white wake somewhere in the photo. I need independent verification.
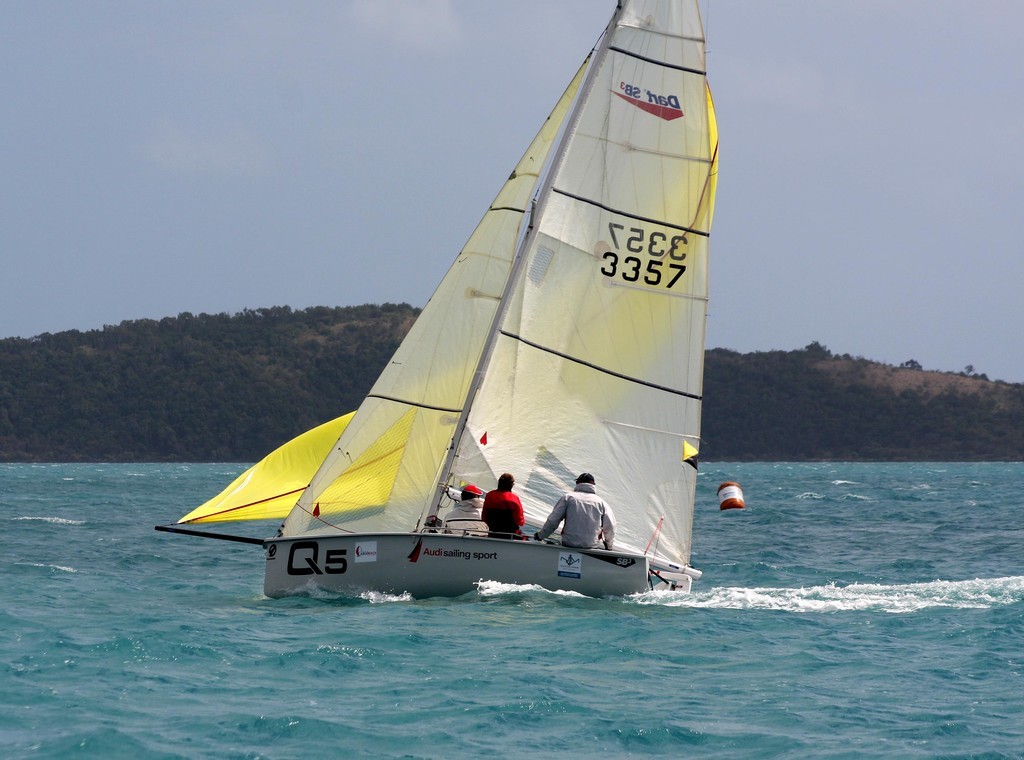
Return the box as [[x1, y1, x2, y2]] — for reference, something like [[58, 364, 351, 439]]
[[633, 576, 1024, 613]]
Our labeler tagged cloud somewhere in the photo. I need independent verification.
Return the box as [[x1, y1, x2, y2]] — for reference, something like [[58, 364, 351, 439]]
[[139, 123, 271, 177]]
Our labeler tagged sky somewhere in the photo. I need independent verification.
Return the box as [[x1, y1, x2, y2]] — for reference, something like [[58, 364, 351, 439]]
[[3, 1, 1023, 382]]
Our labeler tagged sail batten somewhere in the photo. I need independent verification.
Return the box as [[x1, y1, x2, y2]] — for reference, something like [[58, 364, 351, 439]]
[[364, 394, 463, 415], [499, 330, 702, 401], [608, 46, 706, 75], [551, 188, 709, 235]]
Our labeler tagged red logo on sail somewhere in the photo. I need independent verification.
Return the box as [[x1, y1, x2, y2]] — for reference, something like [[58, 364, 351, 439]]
[[614, 82, 683, 121]]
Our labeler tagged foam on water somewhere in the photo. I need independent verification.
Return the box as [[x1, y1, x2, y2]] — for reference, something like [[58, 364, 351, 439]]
[[17, 563, 78, 574], [359, 589, 414, 604], [11, 516, 85, 525], [837, 493, 872, 501], [280, 582, 415, 605], [476, 579, 587, 597], [634, 575, 1024, 613]]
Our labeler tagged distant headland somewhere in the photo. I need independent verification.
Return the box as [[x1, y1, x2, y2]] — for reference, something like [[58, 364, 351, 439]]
[[2, 305, 1021, 462]]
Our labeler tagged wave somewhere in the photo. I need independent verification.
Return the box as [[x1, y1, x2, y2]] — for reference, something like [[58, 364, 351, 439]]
[[632, 576, 1024, 613], [18, 562, 78, 573], [476, 580, 586, 598], [12, 516, 85, 525], [359, 590, 414, 604]]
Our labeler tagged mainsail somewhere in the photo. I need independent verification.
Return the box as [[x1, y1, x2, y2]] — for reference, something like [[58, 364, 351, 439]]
[[279, 0, 718, 574], [447, 2, 718, 568]]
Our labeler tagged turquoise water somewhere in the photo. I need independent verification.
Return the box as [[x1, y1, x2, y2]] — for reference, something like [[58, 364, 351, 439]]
[[3, 462, 1022, 758]]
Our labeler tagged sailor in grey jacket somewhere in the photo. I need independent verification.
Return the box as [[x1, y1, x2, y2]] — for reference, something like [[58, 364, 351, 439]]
[[534, 473, 616, 550]]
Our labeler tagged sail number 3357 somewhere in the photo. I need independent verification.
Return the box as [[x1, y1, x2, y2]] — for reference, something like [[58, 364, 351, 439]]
[[600, 223, 687, 289]]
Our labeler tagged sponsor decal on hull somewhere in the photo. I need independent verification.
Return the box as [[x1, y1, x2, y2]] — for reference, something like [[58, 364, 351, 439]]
[[587, 552, 637, 568], [407, 538, 500, 563], [354, 541, 378, 563], [558, 551, 583, 579], [421, 547, 500, 561]]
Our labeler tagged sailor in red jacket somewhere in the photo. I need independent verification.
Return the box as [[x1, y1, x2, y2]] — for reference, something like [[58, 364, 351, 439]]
[[482, 472, 524, 539]]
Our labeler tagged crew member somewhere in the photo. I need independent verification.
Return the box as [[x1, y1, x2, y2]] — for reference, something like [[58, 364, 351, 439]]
[[534, 472, 615, 550], [443, 484, 488, 536], [482, 472, 524, 539]]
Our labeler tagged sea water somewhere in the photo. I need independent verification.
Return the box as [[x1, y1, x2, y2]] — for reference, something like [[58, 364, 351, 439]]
[[2, 462, 1022, 759]]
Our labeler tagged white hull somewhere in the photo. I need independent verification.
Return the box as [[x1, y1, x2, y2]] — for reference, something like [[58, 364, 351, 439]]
[[263, 532, 679, 599]]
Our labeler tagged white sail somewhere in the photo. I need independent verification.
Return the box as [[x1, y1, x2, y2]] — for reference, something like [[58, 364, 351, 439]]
[[280, 60, 590, 537], [282, 0, 718, 575], [448, 0, 717, 569]]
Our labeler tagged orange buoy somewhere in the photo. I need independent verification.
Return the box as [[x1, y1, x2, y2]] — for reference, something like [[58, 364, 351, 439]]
[[718, 481, 745, 510]]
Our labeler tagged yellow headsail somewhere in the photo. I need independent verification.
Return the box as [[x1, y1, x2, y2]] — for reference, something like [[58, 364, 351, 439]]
[[177, 412, 354, 524]]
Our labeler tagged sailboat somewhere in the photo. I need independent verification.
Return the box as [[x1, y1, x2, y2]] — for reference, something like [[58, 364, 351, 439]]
[[157, 0, 719, 599]]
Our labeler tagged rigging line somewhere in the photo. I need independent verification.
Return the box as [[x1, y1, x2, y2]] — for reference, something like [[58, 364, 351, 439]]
[[552, 188, 709, 237], [608, 45, 705, 76], [500, 330, 703, 401], [688, 141, 718, 232], [603, 419, 701, 439], [644, 517, 665, 555], [365, 394, 462, 415], [295, 502, 355, 534], [604, 137, 714, 164], [704, 0, 713, 56], [651, 528, 664, 564], [182, 486, 307, 521]]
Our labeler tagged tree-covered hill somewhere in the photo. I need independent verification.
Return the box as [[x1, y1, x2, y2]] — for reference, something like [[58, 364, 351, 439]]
[[2, 309, 1022, 462], [701, 342, 1024, 460], [0, 305, 415, 461]]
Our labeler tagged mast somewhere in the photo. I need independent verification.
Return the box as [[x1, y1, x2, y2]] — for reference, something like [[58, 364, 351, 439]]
[[427, 5, 627, 519]]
